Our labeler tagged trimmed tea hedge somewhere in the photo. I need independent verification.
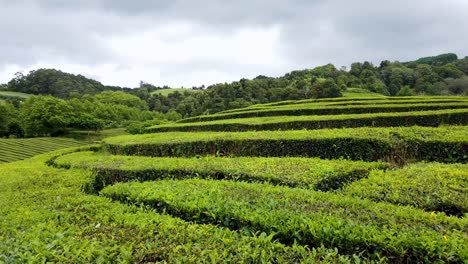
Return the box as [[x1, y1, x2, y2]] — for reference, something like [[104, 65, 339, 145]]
[[104, 126, 468, 163], [0, 153, 356, 263], [244, 95, 468, 109], [343, 162, 468, 216], [0, 138, 85, 164], [220, 97, 468, 114], [180, 102, 468, 123], [52, 151, 387, 192], [101, 179, 468, 263], [148, 109, 468, 133]]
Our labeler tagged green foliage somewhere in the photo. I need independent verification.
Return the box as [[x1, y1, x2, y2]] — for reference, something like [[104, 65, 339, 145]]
[[414, 64, 441, 94], [436, 63, 465, 79], [7, 69, 108, 98], [52, 151, 387, 192], [413, 53, 458, 66], [101, 178, 467, 262], [367, 83, 390, 96], [125, 111, 181, 134], [396, 86, 413, 96], [0, 102, 22, 137], [68, 93, 156, 129], [0, 108, 7, 136], [70, 113, 105, 132], [445, 77, 468, 95], [126, 120, 167, 135], [0, 102, 11, 136], [310, 79, 342, 98], [343, 162, 468, 216], [19, 96, 73, 137], [103, 126, 468, 163], [65, 128, 129, 143], [431, 77, 468, 95], [455, 57, 468, 75], [89, 91, 149, 110], [148, 69, 347, 117], [0, 90, 157, 138]]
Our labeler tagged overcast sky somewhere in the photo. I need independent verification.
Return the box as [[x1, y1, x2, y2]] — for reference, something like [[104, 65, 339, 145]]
[[1, 0, 467, 88]]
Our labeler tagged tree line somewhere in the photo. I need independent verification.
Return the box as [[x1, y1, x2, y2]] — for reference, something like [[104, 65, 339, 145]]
[[1, 52, 467, 137], [147, 53, 468, 117], [0, 91, 180, 138]]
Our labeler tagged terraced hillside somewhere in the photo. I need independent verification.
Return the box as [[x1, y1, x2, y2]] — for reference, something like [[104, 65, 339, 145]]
[[0, 137, 85, 163], [150, 96, 468, 132], [1, 96, 467, 263]]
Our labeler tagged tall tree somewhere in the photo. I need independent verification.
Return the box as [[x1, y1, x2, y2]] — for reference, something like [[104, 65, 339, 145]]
[[19, 96, 73, 137]]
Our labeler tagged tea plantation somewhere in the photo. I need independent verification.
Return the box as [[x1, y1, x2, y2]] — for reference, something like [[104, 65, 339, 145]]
[[0, 138, 85, 164], [0, 96, 467, 263]]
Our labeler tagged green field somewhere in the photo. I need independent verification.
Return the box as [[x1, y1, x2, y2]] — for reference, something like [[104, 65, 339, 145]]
[[65, 128, 129, 143], [0, 91, 31, 99], [0, 138, 85, 163], [150, 88, 201, 96], [342, 88, 386, 97], [1, 96, 467, 263]]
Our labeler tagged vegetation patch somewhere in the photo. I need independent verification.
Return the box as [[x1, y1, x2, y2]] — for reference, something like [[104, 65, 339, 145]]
[[148, 109, 468, 132], [104, 126, 468, 163], [179, 102, 468, 123], [0, 153, 356, 263], [224, 96, 468, 112], [0, 138, 85, 163], [343, 162, 468, 216], [52, 151, 387, 192], [101, 178, 468, 263]]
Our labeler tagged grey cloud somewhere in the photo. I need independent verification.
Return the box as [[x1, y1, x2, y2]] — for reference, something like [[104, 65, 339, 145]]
[[0, 2, 116, 66], [274, 0, 468, 68], [0, 0, 467, 85]]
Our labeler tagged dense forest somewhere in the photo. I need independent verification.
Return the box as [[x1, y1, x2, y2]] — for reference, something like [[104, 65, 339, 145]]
[[1, 53, 467, 138]]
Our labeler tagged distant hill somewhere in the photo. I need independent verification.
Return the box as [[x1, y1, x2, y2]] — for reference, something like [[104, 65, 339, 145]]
[[6, 69, 124, 99], [411, 53, 458, 66]]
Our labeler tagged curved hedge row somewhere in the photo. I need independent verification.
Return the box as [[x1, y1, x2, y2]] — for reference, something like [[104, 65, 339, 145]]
[[180, 102, 468, 123], [244, 95, 468, 109], [342, 162, 468, 216], [52, 151, 387, 192], [104, 126, 468, 163], [219, 96, 468, 114], [101, 179, 468, 263], [149, 109, 468, 133], [1, 153, 359, 263], [218, 98, 468, 115]]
